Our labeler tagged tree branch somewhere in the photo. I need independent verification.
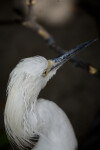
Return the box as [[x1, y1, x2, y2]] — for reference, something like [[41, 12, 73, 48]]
[[1, 0, 100, 79]]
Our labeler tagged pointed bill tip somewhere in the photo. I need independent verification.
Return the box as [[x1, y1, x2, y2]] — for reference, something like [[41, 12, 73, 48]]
[[70, 38, 98, 54], [49, 38, 98, 71], [83, 38, 98, 47]]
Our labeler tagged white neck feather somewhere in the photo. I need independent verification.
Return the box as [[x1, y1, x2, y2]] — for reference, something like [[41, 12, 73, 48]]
[[4, 72, 41, 148]]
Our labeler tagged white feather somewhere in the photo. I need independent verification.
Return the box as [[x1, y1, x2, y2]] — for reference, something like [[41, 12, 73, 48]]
[[4, 56, 77, 150]]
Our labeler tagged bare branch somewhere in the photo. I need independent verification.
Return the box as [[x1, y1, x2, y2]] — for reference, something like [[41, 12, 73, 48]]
[[1, 0, 100, 79], [23, 19, 100, 79]]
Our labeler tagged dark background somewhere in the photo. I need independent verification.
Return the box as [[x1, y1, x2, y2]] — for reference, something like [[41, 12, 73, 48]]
[[0, 0, 100, 149]]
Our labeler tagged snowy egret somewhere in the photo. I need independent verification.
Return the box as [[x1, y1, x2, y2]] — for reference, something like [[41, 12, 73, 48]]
[[4, 39, 96, 150]]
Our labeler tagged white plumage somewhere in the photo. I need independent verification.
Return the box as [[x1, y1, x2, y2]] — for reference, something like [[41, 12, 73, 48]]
[[4, 40, 95, 150], [4, 56, 77, 150]]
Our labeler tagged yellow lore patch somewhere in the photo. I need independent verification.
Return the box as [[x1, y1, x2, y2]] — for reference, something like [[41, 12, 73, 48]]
[[42, 60, 54, 77]]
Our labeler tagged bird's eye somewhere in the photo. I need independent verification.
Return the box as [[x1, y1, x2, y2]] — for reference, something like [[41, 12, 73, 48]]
[[42, 69, 48, 77], [42, 60, 54, 77]]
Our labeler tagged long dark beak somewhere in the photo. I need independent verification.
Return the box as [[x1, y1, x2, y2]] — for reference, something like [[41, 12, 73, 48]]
[[49, 39, 97, 71]]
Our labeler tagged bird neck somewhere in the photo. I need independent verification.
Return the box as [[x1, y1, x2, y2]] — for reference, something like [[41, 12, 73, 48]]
[[5, 73, 77, 150], [4, 74, 41, 144]]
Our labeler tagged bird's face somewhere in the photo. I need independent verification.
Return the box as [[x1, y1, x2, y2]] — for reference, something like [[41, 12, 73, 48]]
[[9, 39, 96, 93], [10, 56, 58, 91]]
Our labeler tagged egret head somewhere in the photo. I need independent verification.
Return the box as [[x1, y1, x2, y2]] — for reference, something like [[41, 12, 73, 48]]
[[8, 39, 96, 96]]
